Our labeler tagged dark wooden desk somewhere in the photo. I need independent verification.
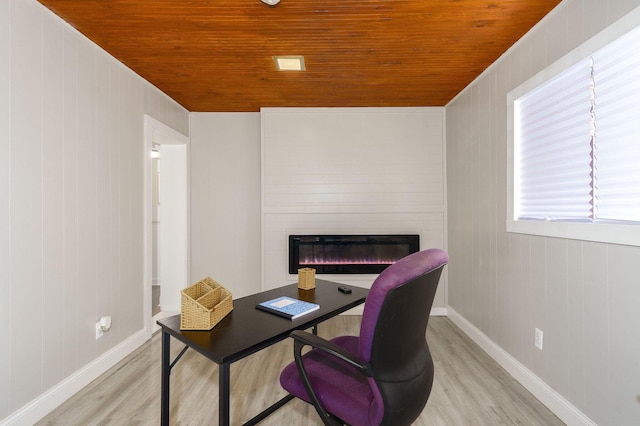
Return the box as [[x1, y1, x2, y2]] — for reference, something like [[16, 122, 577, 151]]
[[157, 279, 368, 426]]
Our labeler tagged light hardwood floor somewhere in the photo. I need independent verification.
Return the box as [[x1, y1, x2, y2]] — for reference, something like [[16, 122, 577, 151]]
[[37, 316, 563, 425]]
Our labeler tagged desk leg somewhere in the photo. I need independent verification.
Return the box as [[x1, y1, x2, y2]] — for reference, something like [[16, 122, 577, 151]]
[[220, 362, 231, 426], [161, 331, 170, 426]]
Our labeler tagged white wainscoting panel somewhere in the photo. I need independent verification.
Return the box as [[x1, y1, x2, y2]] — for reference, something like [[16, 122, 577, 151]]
[[261, 107, 447, 306]]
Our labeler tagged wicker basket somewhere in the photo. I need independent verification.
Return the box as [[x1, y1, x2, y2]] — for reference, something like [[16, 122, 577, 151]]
[[297, 268, 316, 290], [180, 277, 233, 330]]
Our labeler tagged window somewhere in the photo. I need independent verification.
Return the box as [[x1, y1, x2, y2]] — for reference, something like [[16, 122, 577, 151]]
[[507, 13, 640, 246], [515, 58, 593, 222]]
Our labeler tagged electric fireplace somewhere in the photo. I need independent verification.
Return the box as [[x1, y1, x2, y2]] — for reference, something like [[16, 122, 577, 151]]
[[289, 234, 420, 274]]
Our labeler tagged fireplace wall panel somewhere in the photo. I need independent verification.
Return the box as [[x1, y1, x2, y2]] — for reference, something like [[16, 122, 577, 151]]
[[261, 107, 447, 309]]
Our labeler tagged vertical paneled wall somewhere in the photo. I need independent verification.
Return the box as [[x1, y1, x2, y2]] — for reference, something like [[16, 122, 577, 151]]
[[262, 107, 447, 306], [446, 1, 640, 424], [0, 0, 188, 421], [0, 0, 11, 418], [189, 113, 262, 299]]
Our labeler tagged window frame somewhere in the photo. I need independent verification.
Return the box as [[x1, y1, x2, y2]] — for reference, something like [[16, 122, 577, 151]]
[[506, 7, 640, 247]]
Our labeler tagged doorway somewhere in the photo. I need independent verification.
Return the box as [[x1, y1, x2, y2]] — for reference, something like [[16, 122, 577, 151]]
[[144, 115, 189, 338]]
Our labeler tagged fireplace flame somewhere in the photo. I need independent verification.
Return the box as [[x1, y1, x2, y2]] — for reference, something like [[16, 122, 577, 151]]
[[300, 256, 400, 266]]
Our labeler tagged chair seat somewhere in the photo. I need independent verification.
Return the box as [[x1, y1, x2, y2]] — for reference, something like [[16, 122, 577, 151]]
[[280, 335, 381, 426]]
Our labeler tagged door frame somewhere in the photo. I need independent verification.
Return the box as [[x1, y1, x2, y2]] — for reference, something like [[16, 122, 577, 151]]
[[143, 115, 190, 339]]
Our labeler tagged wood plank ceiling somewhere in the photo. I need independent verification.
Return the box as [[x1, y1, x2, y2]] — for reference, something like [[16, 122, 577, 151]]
[[37, 0, 562, 112]]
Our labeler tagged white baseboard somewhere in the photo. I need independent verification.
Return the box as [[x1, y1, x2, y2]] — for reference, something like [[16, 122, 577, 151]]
[[446, 307, 595, 426], [341, 305, 364, 315], [430, 307, 447, 316], [0, 330, 148, 426], [341, 306, 448, 316]]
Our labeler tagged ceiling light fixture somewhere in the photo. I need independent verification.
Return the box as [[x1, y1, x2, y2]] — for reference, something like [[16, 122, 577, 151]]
[[273, 55, 306, 71], [261, 0, 280, 6]]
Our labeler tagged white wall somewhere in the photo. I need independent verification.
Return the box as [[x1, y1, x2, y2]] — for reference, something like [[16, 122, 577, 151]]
[[446, 1, 640, 424], [158, 144, 189, 312], [0, 0, 12, 418], [261, 108, 447, 308], [0, 0, 189, 423], [189, 108, 448, 307], [189, 113, 262, 298]]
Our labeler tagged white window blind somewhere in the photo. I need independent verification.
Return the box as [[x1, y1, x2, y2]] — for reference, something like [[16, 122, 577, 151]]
[[515, 59, 593, 221], [514, 24, 640, 224], [591, 27, 640, 222]]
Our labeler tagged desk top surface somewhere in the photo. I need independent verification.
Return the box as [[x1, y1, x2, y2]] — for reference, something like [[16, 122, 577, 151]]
[[157, 280, 368, 364]]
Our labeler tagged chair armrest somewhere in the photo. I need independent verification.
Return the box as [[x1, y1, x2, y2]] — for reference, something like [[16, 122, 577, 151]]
[[289, 330, 373, 376], [289, 330, 371, 426]]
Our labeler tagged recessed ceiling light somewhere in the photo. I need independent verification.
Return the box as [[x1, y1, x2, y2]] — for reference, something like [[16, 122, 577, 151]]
[[273, 55, 306, 71], [261, 0, 280, 5]]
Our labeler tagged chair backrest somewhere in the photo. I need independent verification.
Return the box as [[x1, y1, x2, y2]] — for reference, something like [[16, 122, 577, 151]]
[[358, 248, 448, 425]]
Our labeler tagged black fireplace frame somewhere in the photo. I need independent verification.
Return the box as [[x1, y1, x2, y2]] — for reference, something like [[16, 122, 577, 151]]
[[288, 234, 420, 275]]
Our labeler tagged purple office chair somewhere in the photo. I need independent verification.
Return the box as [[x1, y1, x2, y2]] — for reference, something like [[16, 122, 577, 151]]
[[280, 248, 448, 426]]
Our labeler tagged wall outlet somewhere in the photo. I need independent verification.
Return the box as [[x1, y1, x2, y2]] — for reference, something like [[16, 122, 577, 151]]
[[534, 328, 544, 350], [95, 316, 112, 339]]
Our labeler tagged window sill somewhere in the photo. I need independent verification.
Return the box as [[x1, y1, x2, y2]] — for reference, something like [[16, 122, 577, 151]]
[[506, 219, 640, 247]]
